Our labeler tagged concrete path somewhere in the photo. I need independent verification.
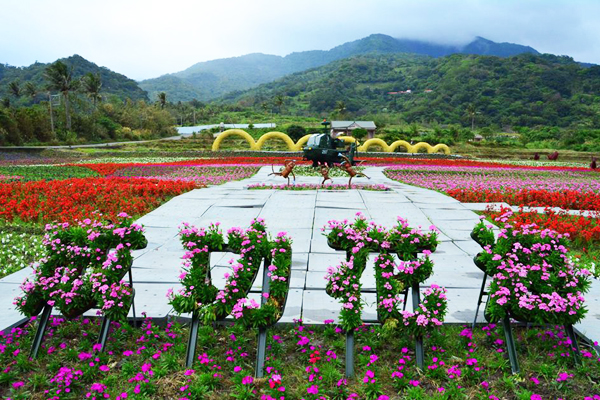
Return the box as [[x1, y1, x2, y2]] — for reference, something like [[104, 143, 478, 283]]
[[1, 166, 598, 350]]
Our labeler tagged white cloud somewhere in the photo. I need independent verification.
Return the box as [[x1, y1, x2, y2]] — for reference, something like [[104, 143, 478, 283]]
[[0, 0, 598, 80]]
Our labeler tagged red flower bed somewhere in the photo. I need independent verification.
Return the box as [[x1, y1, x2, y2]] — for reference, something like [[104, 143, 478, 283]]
[[70, 158, 313, 176], [0, 178, 197, 224], [447, 188, 600, 211], [71, 156, 597, 176], [487, 207, 600, 246]]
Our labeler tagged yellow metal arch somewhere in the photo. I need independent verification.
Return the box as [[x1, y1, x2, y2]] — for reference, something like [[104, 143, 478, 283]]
[[388, 140, 413, 153], [255, 131, 296, 151], [212, 129, 257, 151], [411, 142, 436, 154], [430, 143, 451, 155], [293, 134, 312, 151], [209, 130, 451, 154], [358, 138, 390, 152]]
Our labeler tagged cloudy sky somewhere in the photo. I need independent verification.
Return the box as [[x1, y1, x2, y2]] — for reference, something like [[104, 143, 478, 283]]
[[1, 0, 599, 81]]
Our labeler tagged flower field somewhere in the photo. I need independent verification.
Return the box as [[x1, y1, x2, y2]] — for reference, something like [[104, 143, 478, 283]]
[[0, 178, 197, 224], [112, 165, 259, 186], [1, 153, 599, 399], [0, 318, 598, 399], [384, 164, 600, 210]]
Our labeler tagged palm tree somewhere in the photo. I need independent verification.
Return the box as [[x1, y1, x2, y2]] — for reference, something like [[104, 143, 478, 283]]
[[274, 94, 285, 114], [335, 100, 347, 119], [24, 82, 37, 99], [44, 61, 79, 131], [82, 72, 102, 107], [157, 92, 167, 109], [466, 103, 478, 131], [8, 80, 21, 98]]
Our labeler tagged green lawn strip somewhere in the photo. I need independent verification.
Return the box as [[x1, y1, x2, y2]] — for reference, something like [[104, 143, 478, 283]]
[[0, 166, 99, 181], [0, 320, 598, 399]]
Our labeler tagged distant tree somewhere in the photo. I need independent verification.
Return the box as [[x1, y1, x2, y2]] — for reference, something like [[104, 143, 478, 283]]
[[82, 72, 102, 107], [44, 61, 79, 131], [260, 102, 270, 114], [352, 127, 368, 141], [157, 92, 167, 109], [335, 100, 347, 118], [286, 125, 306, 141], [24, 82, 37, 99], [9, 80, 22, 98], [274, 94, 285, 114], [466, 103, 478, 130]]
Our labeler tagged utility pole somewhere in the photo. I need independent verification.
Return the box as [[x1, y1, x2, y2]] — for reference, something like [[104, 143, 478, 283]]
[[48, 92, 55, 135]]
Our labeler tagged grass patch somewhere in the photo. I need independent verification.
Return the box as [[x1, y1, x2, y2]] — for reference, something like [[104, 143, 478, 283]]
[[0, 318, 598, 399]]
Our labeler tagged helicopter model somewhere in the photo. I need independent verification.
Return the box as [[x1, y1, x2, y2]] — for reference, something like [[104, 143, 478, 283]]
[[302, 120, 358, 167]]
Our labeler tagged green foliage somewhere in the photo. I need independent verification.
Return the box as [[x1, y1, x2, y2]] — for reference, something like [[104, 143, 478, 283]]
[[352, 127, 368, 140], [285, 124, 306, 141], [221, 53, 600, 132]]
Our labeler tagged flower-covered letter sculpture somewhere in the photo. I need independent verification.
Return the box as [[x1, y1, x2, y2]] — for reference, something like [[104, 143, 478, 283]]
[[15, 213, 147, 321], [168, 218, 292, 329]]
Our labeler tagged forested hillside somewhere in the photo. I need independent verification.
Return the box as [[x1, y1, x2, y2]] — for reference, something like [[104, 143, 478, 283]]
[[0, 55, 148, 104], [139, 34, 539, 102], [219, 53, 600, 129]]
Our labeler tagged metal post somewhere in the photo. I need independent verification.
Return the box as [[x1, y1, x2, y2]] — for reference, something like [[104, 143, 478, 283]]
[[185, 312, 200, 368], [97, 317, 111, 352], [128, 269, 138, 327], [473, 273, 488, 329], [411, 283, 424, 369], [345, 330, 354, 378], [30, 305, 52, 359], [402, 288, 409, 311], [564, 324, 582, 366], [255, 256, 272, 378], [502, 315, 520, 374]]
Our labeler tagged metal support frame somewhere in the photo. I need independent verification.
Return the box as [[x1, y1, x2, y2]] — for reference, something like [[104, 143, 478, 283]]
[[473, 273, 488, 329], [502, 315, 520, 374], [97, 317, 112, 352], [255, 255, 272, 378], [564, 324, 582, 366], [185, 311, 201, 368], [412, 283, 424, 369], [128, 269, 138, 327], [345, 330, 355, 378], [30, 267, 138, 359], [30, 304, 53, 359]]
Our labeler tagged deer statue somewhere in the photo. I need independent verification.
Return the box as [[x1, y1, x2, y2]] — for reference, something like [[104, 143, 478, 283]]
[[319, 165, 332, 186], [269, 159, 297, 185], [339, 155, 370, 187]]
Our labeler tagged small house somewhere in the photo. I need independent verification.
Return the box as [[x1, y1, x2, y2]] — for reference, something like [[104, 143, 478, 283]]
[[331, 121, 377, 139]]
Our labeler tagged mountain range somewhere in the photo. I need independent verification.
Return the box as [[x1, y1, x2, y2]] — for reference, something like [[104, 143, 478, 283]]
[[138, 34, 540, 102], [217, 51, 600, 129]]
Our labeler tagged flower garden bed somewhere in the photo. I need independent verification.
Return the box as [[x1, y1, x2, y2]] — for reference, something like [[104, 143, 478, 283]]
[[0, 318, 598, 399], [247, 183, 390, 191]]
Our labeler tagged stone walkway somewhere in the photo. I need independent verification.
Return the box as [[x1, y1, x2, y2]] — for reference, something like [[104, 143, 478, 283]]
[[1, 166, 598, 350]]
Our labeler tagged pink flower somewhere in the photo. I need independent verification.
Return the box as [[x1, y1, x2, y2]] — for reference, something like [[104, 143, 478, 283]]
[[307, 385, 319, 394]]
